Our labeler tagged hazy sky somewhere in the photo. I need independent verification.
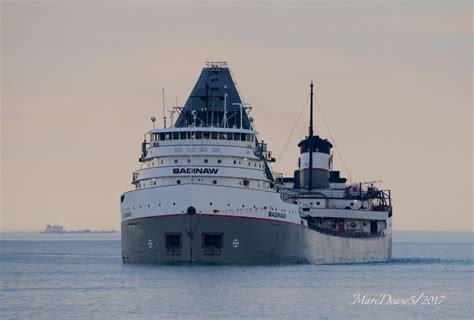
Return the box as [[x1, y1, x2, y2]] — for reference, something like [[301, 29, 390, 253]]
[[1, 1, 472, 232]]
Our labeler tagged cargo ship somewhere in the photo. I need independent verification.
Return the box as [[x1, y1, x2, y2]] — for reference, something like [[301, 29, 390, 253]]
[[120, 62, 392, 264], [41, 225, 116, 234]]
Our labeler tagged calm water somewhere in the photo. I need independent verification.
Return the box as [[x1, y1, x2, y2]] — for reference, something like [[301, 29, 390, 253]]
[[0, 233, 472, 319]]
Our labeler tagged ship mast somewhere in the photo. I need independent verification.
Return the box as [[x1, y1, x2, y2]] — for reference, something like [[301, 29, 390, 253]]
[[308, 81, 314, 191], [162, 88, 167, 128]]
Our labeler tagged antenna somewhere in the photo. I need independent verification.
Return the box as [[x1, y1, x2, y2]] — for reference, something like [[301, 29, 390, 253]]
[[308, 81, 314, 191], [240, 104, 243, 129], [223, 86, 228, 128], [167, 110, 175, 127], [205, 81, 209, 126], [162, 88, 167, 128], [232, 102, 248, 129]]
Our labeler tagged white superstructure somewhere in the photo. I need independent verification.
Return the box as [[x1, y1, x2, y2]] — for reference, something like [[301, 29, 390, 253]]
[[121, 126, 302, 226]]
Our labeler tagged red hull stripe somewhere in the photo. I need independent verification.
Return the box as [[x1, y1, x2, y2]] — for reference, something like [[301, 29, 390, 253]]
[[123, 213, 306, 228]]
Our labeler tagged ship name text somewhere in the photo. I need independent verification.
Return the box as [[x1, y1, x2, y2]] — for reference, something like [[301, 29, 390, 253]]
[[268, 212, 287, 219], [173, 168, 219, 175]]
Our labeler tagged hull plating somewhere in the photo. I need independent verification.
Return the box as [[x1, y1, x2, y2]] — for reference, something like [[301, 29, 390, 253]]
[[121, 214, 391, 265]]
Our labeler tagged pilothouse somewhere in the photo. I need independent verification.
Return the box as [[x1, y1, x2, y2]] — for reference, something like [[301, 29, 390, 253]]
[[120, 62, 393, 264]]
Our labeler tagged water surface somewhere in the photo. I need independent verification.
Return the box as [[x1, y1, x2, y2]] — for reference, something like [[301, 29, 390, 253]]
[[1, 233, 472, 319]]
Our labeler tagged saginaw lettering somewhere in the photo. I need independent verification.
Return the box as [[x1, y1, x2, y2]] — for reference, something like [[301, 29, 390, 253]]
[[173, 168, 219, 174], [268, 212, 287, 219]]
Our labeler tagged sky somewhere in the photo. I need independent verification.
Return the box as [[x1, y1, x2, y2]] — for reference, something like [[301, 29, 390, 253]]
[[1, 1, 472, 232]]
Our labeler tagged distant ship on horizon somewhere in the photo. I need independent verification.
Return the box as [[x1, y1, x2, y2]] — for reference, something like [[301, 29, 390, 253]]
[[41, 225, 116, 234]]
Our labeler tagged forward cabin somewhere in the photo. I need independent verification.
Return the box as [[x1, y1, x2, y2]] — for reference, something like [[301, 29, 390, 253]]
[[132, 127, 272, 191]]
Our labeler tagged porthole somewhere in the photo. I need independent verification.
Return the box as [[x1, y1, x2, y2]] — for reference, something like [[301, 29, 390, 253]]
[[204, 159, 208, 163], [242, 204, 244, 208], [173, 202, 176, 206], [139, 205, 142, 208], [227, 203, 230, 207], [233, 160, 237, 165], [187, 159, 191, 163], [350, 203, 354, 206], [147, 204, 150, 207], [174, 159, 178, 164], [154, 182, 157, 186], [213, 180, 217, 184], [254, 163, 257, 167], [316, 201, 320, 205], [217, 159, 222, 164], [159, 203, 161, 207], [248, 162, 251, 166], [177, 180, 181, 184], [210, 202, 213, 205]]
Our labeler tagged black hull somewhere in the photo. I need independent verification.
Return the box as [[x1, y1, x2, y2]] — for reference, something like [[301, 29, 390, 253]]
[[121, 214, 391, 265]]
